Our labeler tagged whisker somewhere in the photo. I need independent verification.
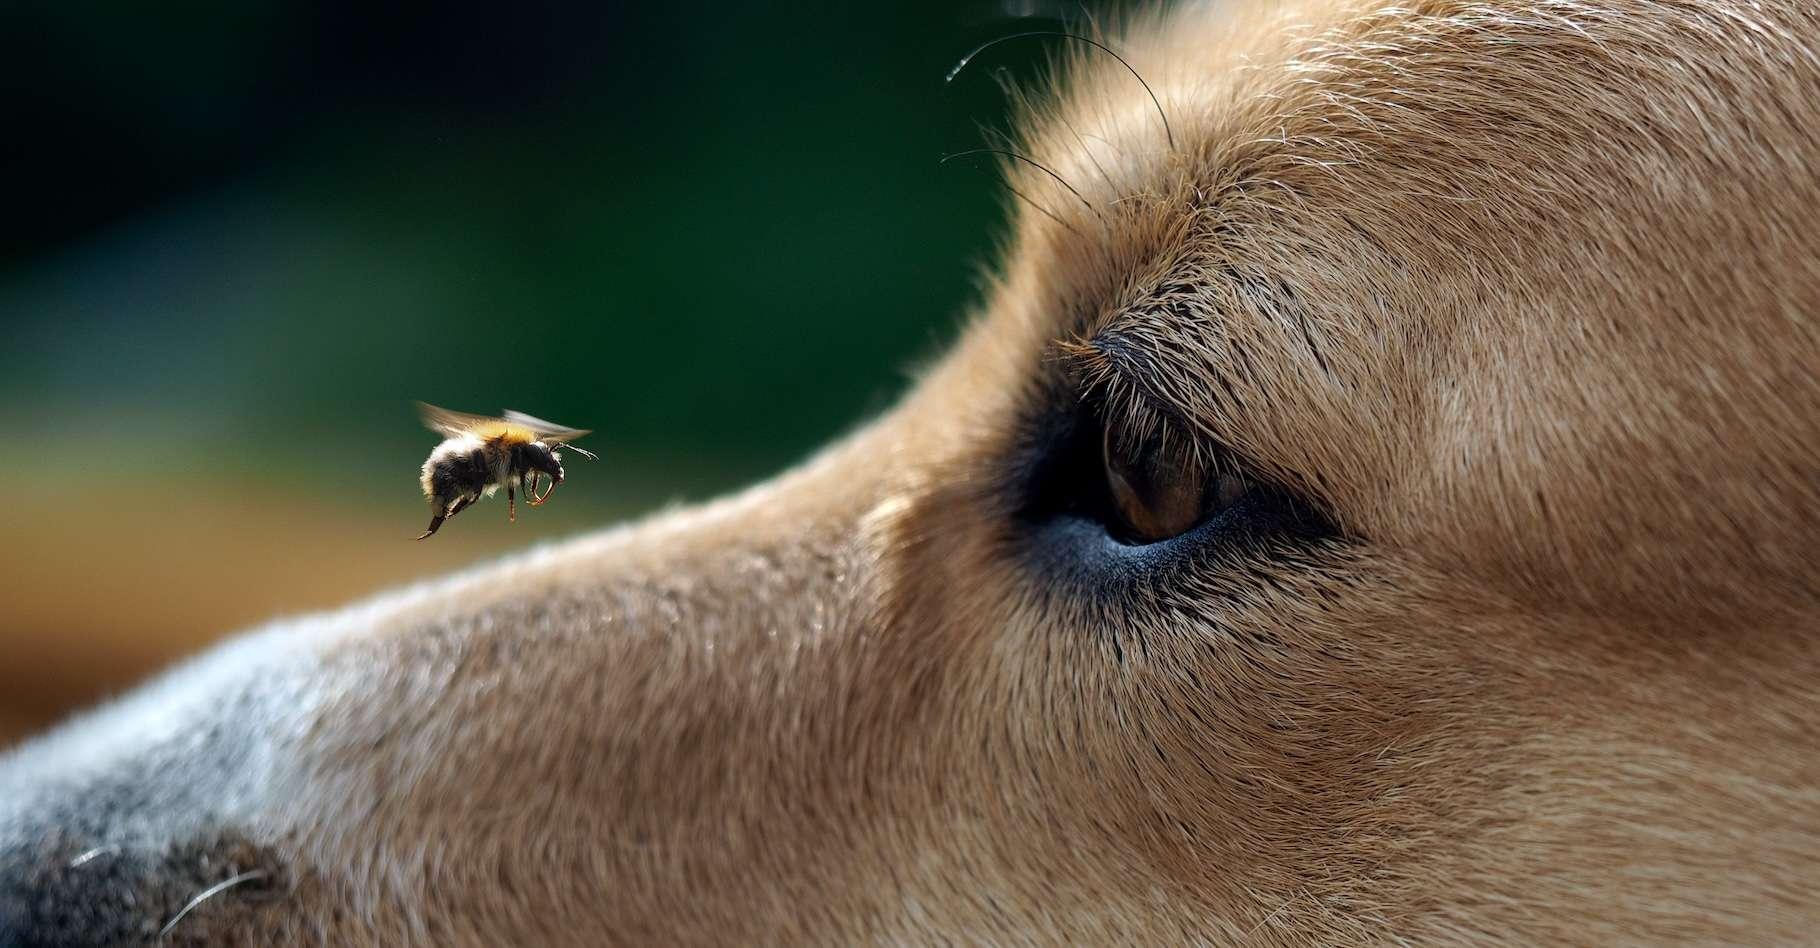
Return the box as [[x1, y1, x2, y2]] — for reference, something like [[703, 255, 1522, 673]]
[[158, 869, 268, 939], [1003, 182, 1083, 236], [1056, 113, 1117, 190], [940, 148, 1096, 212], [945, 30, 1175, 151], [940, 155, 1083, 235], [67, 845, 120, 869]]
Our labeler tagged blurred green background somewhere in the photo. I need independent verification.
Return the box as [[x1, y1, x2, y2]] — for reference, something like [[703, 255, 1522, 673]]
[[0, 0, 1068, 743]]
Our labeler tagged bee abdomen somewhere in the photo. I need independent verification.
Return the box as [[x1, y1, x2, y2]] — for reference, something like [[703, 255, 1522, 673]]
[[421, 436, 492, 500]]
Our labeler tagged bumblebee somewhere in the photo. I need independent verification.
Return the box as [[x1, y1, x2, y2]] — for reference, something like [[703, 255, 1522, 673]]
[[415, 402, 597, 539]]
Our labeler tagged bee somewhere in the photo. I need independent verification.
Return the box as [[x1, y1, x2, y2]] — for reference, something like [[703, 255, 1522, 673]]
[[415, 402, 598, 539]]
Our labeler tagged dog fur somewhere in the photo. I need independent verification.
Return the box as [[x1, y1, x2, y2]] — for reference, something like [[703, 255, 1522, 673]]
[[3, 0, 1818, 943]]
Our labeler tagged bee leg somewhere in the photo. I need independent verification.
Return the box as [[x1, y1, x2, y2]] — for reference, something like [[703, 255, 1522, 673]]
[[508, 483, 517, 523], [415, 514, 446, 540], [439, 494, 477, 528], [532, 477, 556, 506]]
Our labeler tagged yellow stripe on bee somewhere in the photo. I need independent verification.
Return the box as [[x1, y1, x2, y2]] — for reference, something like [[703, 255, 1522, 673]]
[[471, 422, 539, 444]]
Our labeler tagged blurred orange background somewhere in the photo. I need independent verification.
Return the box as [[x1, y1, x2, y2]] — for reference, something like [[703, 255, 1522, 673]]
[[0, 468, 658, 746]]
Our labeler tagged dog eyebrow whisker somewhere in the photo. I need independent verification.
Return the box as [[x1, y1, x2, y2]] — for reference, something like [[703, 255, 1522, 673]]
[[1003, 182, 1085, 236], [941, 148, 1099, 215], [158, 869, 269, 939], [945, 30, 1176, 151], [942, 155, 1085, 236]]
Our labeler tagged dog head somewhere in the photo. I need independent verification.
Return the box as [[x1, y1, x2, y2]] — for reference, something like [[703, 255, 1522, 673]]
[[5, 0, 1818, 943]]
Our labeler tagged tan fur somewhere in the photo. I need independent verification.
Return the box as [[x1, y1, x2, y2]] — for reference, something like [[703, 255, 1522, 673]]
[[4, 1, 1818, 944]]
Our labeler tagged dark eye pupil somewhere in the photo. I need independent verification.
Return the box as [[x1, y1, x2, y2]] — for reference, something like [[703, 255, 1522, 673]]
[[1103, 421, 1210, 543], [1015, 395, 1334, 555]]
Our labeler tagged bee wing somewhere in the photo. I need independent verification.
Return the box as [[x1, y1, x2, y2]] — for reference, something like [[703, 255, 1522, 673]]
[[502, 409, 592, 445], [416, 401, 503, 438]]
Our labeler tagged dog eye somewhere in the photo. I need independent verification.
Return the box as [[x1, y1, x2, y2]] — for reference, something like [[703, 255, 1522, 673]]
[[1101, 417, 1251, 544]]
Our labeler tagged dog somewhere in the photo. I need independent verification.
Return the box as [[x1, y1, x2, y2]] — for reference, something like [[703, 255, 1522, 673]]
[[4, 0, 1818, 943]]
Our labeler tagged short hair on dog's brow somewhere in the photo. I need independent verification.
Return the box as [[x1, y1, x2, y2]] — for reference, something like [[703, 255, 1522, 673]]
[[987, 0, 1820, 622]]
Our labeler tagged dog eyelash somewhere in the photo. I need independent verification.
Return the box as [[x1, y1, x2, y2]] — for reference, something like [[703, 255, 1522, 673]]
[[1052, 330, 1342, 543], [1058, 335, 1233, 477], [1073, 368, 1342, 550], [1096, 384, 1219, 471]]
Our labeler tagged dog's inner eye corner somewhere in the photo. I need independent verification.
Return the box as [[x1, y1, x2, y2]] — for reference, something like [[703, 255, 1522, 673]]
[[1099, 416, 1250, 544]]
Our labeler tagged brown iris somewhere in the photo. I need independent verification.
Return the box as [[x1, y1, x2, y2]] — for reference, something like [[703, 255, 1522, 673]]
[[1101, 419, 1250, 543]]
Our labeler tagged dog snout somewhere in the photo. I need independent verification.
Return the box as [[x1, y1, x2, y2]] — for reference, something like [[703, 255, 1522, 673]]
[[0, 833, 140, 948], [0, 629, 312, 946], [0, 825, 281, 947], [0, 448, 907, 942], [1, 837, 154, 947]]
